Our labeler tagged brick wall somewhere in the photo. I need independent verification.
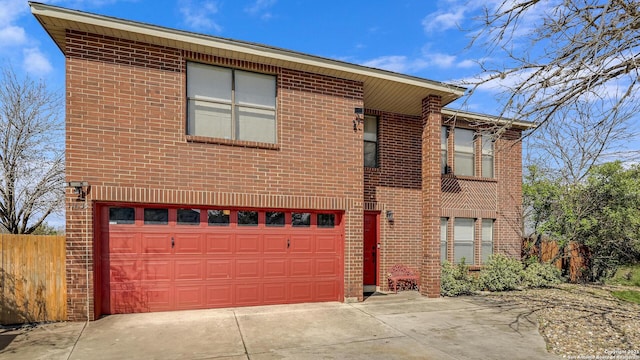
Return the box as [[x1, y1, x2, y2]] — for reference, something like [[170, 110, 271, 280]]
[[65, 30, 364, 320]]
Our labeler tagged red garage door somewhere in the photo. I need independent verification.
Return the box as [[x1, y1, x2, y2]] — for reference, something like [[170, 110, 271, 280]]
[[98, 206, 343, 314]]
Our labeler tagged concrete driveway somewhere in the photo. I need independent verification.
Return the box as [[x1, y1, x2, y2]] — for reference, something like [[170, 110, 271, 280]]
[[0, 292, 558, 359]]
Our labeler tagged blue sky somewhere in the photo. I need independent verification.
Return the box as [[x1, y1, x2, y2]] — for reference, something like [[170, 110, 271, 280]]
[[5, 0, 497, 110]]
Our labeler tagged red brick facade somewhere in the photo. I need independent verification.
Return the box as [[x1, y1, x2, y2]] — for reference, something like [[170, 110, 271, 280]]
[[62, 29, 524, 320]]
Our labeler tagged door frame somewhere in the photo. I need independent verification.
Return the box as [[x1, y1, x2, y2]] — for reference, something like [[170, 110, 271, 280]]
[[363, 211, 380, 288]]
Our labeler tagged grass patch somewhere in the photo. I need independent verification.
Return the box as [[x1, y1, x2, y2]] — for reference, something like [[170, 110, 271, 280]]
[[610, 290, 640, 304], [606, 265, 640, 287]]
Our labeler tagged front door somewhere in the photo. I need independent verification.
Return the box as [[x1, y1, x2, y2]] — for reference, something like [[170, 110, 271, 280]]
[[363, 212, 378, 289]]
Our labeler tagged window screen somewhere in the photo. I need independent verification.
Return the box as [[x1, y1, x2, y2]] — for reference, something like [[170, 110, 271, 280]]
[[454, 218, 474, 264]]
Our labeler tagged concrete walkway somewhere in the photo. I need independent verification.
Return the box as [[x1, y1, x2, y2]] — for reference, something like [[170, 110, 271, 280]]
[[0, 292, 558, 359]]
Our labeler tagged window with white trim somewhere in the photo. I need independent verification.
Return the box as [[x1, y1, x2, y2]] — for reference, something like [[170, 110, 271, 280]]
[[441, 218, 448, 263], [441, 127, 449, 174], [454, 128, 475, 176], [364, 115, 378, 167], [454, 218, 475, 264], [481, 136, 494, 178], [187, 62, 277, 143], [481, 219, 494, 263]]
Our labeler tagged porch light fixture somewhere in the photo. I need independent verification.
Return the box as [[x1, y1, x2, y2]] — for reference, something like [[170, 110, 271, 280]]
[[386, 210, 394, 223], [353, 107, 364, 131], [67, 181, 89, 200]]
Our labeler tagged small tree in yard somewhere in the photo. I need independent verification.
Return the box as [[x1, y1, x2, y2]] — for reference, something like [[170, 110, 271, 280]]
[[0, 67, 64, 234]]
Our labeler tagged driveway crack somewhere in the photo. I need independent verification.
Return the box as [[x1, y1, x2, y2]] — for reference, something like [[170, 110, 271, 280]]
[[233, 310, 250, 359]]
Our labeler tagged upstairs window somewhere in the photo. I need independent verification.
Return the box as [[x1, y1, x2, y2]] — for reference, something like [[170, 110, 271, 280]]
[[364, 115, 378, 167], [454, 128, 475, 176], [441, 127, 449, 174], [187, 62, 277, 144], [482, 136, 494, 178]]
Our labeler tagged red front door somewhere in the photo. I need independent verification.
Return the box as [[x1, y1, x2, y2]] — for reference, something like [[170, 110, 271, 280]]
[[363, 212, 378, 286]]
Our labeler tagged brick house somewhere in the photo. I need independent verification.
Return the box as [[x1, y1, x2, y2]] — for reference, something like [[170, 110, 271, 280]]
[[32, 3, 532, 321]]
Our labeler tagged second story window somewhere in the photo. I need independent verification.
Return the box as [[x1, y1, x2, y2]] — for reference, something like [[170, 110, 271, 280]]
[[364, 115, 378, 168], [454, 128, 475, 176], [187, 62, 277, 144], [481, 135, 494, 178], [441, 126, 449, 174]]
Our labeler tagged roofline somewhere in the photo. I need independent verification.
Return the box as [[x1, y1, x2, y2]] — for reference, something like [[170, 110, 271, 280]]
[[441, 108, 535, 129], [29, 2, 466, 99]]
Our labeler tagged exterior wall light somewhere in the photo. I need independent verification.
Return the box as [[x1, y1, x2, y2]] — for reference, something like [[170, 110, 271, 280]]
[[67, 181, 89, 200], [386, 210, 394, 222]]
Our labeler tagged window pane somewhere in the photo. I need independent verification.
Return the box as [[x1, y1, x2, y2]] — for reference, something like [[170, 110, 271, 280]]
[[188, 100, 232, 138], [144, 208, 168, 225], [236, 107, 276, 143], [441, 127, 448, 174], [266, 212, 285, 226], [318, 214, 335, 228], [109, 207, 135, 224], [441, 218, 448, 263], [235, 70, 276, 108], [177, 208, 200, 225], [364, 115, 377, 142], [454, 218, 474, 264], [482, 155, 494, 178], [364, 141, 377, 167], [208, 210, 230, 226], [455, 128, 475, 176], [455, 153, 474, 176], [292, 213, 310, 227], [238, 211, 258, 226], [482, 219, 494, 263], [187, 62, 232, 102]]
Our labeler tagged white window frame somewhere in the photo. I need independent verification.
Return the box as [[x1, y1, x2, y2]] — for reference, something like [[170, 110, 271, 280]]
[[441, 218, 448, 263], [481, 219, 494, 263], [454, 218, 475, 265], [481, 135, 494, 178], [364, 115, 378, 168], [186, 62, 277, 144], [441, 127, 449, 174], [454, 128, 475, 176]]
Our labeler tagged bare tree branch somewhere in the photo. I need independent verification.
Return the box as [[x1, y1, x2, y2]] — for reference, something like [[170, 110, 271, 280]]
[[0, 66, 64, 234]]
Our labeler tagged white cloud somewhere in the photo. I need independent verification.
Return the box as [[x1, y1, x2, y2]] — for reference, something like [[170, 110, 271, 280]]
[[22, 48, 53, 76], [422, 7, 466, 33], [0, 25, 26, 45], [179, 0, 222, 32], [244, 0, 276, 20], [361, 51, 479, 73], [361, 56, 411, 73], [0, 0, 26, 27]]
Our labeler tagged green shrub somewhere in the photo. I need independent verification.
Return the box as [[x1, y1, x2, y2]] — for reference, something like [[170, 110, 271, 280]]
[[441, 258, 478, 296], [522, 262, 562, 288], [479, 254, 524, 291]]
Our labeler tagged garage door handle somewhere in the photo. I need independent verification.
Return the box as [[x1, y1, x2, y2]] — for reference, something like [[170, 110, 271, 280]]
[[171, 237, 175, 248], [287, 239, 290, 248]]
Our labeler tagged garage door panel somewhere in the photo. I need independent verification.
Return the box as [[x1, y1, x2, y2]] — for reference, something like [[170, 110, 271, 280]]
[[206, 260, 233, 279], [236, 259, 261, 278], [236, 284, 261, 305], [236, 234, 262, 253], [315, 281, 339, 301], [289, 282, 313, 302], [315, 235, 338, 253], [110, 260, 142, 282], [108, 233, 140, 254], [263, 259, 287, 278], [143, 285, 172, 312], [263, 283, 287, 303], [175, 260, 204, 280], [289, 235, 312, 253], [315, 258, 339, 276], [143, 260, 172, 281], [175, 286, 204, 309], [206, 285, 233, 307], [206, 234, 234, 254], [174, 233, 204, 254], [263, 235, 286, 253], [141, 233, 172, 254], [290, 259, 313, 277]]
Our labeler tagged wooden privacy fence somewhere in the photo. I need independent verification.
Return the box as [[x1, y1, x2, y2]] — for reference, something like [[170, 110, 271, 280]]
[[524, 237, 589, 282], [0, 234, 66, 325]]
